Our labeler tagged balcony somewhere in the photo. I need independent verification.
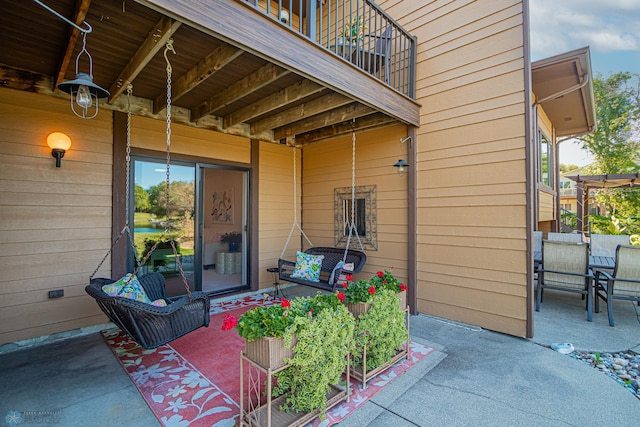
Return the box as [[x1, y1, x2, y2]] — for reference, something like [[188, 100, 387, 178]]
[[0, 0, 419, 144]]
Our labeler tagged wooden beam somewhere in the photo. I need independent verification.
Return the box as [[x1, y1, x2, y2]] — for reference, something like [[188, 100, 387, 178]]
[[294, 113, 395, 144], [225, 79, 324, 127], [107, 16, 182, 104], [191, 63, 290, 121], [273, 103, 375, 139], [54, 0, 92, 90], [251, 92, 353, 134], [154, 43, 243, 114]]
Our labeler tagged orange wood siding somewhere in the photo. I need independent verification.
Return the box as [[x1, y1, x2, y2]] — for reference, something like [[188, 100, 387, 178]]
[[0, 89, 112, 344], [257, 142, 300, 289], [398, 0, 529, 336], [302, 124, 410, 285]]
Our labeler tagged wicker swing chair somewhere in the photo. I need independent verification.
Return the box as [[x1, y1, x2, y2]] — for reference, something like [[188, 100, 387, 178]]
[[278, 130, 367, 291], [85, 42, 209, 349]]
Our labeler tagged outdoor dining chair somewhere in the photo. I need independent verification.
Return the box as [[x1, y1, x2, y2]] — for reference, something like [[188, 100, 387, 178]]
[[589, 234, 630, 257], [594, 245, 640, 327], [547, 232, 583, 243], [536, 240, 593, 321]]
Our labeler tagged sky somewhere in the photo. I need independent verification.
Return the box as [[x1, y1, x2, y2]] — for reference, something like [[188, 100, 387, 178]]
[[529, 0, 640, 166]]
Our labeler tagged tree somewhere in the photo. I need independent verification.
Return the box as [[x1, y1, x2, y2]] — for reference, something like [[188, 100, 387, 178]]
[[577, 72, 640, 218], [134, 184, 150, 212], [147, 181, 195, 218]]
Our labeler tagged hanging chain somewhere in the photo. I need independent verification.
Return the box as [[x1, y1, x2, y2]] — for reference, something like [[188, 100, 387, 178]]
[[163, 39, 175, 233], [125, 85, 133, 226]]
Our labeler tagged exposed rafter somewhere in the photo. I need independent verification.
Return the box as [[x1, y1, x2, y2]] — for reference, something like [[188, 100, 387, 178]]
[[295, 113, 397, 144], [191, 63, 290, 121], [154, 43, 243, 114], [273, 103, 375, 139], [53, 0, 92, 90], [107, 16, 182, 104]]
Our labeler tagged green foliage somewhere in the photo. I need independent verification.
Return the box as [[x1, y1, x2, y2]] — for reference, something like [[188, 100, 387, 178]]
[[273, 304, 354, 419], [236, 303, 296, 341], [338, 279, 376, 303], [147, 180, 195, 218], [134, 184, 150, 212], [368, 269, 407, 293], [352, 289, 407, 371]]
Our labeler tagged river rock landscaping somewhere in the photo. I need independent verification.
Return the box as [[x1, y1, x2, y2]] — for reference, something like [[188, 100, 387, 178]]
[[570, 350, 640, 399]]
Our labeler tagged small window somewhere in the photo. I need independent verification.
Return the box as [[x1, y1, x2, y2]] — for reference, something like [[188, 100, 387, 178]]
[[538, 131, 554, 188], [334, 185, 377, 250]]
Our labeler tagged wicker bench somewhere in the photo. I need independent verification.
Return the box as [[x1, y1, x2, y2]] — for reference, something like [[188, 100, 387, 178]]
[[278, 246, 367, 292]]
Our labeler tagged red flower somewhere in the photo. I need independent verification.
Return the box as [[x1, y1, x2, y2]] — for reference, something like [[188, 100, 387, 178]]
[[400, 283, 408, 292], [383, 279, 387, 284], [281, 298, 291, 308], [342, 282, 349, 289], [222, 314, 238, 331], [346, 274, 354, 282], [368, 285, 376, 295], [377, 271, 384, 278], [337, 292, 346, 302]]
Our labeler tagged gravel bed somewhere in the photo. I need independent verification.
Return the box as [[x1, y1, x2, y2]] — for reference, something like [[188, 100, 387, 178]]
[[570, 350, 640, 400]]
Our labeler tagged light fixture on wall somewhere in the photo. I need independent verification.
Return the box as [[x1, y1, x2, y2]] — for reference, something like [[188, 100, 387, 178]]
[[393, 159, 409, 173], [393, 136, 412, 174], [57, 27, 109, 119], [47, 132, 72, 167]]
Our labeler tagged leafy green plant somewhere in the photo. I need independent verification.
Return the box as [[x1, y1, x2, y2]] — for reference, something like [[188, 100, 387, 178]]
[[234, 300, 295, 341], [352, 289, 407, 371], [368, 269, 408, 294], [594, 352, 602, 365], [273, 303, 354, 419], [220, 231, 242, 245], [336, 279, 376, 304]]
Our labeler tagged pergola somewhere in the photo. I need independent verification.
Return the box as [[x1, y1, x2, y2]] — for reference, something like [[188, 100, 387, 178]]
[[567, 173, 640, 234]]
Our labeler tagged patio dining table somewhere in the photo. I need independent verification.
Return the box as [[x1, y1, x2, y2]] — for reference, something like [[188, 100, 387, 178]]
[[534, 251, 615, 270]]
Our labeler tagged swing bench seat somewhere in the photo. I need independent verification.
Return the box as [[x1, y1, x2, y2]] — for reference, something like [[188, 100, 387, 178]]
[[86, 273, 210, 349], [278, 247, 367, 292]]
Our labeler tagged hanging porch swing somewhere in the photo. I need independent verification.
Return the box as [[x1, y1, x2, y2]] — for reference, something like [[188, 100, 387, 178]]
[[277, 127, 367, 291], [85, 40, 210, 349]]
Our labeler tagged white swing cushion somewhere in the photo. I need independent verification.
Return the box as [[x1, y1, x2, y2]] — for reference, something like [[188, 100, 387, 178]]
[[329, 261, 355, 286], [291, 251, 325, 282]]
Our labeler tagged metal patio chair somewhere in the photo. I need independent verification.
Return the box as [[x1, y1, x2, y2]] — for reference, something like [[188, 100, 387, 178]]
[[595, 245, 640, 327]]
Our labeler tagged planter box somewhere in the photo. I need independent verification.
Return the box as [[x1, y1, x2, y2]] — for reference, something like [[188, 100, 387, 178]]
[[241, 383, 347, 427], [345, 302, 370, 319], [351, 345, 409, 389], [397, 291, 407, 310], [244, 336, 296, 370]]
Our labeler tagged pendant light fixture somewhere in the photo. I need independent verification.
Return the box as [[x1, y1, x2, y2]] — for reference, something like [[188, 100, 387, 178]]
[[57, 28, 109, 119]]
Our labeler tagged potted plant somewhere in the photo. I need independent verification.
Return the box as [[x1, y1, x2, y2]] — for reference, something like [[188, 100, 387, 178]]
[[336, 278, 376, 319], [220, 231, 242, 252], [141, 238, 179, 271], [341, 16, 366, 41], [351, 288, 409, 386], [368, 269, 408, 309]]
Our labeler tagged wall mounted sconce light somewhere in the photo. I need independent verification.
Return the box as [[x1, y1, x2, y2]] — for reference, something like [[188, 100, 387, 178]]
[[47, 132, 72, 167], [393, 159, 409, 173], [393, 135, 412, 173], [57, 29, 109, 119]]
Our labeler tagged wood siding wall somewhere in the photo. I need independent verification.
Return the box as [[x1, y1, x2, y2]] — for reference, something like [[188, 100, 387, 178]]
[[257, 142, 301, 288], [385, 0, 529, 336], [0, 89, 113, 344], [302, 124, 410, 284]]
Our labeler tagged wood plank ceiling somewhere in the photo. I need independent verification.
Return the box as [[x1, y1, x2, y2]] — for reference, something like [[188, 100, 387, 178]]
[[0, 0, 415, 144]]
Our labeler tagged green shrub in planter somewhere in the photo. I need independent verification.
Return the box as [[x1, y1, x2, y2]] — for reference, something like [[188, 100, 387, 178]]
[[273, 302, 354, 419], [353, 288, 407, 371]]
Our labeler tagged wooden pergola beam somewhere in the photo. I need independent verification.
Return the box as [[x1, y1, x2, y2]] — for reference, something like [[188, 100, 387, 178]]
[[107, 16, 182, 104], [191, 63, 290, 121], [273, 102, 375, 140], [154, 43, 243, 114], [224, 79, 324, 127], [294, 113, 396, 144], [53, 0, 92, 91], [252, 92, 354, 134]]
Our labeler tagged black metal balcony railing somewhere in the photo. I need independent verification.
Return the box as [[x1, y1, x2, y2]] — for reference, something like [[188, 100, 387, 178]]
[[243, 0, 416, 98]]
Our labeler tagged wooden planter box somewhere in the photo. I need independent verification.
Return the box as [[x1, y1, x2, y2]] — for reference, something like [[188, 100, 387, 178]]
[[244, 336, 296, 370], [241, 384, 347, 427], [397, 291, 407, 310], [345, 302, 370, 319]]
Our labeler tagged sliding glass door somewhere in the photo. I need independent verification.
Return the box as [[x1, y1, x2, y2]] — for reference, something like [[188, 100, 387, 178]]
[[131, 157, 249, 296]]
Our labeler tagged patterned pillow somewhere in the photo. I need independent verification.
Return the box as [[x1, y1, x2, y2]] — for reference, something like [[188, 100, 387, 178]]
[[150, 298, 168, 307], [101, 274, 151, 304], [290, 251, 324, 282]]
